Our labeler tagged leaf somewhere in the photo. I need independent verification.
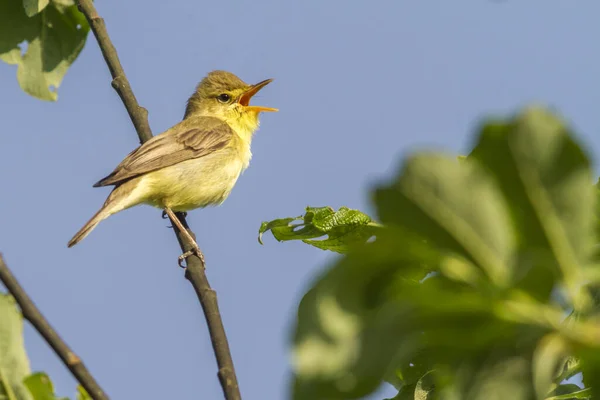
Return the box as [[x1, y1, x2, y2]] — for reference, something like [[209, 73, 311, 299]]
[[553, 357, 581, 386], [0, 0, 90, 101], [448, 355, 534, 400], [0, 294, 32, 400], [374, 151, 516, 286], [0, 296, 74, 400], [259, 206, 380, 253], [533, 333, 569, 399], [22, 0, 49, 17], [75, 386, 91, 400], [413, 371, 435, 400], [22, 373, 68, 400], [581, 353, 600, 400], [469, 107, 595, 308], [386, 348, 437, 393], [292, 232, 439, 399], [546, 385, 591, 399], [385, 371, 435, 400]]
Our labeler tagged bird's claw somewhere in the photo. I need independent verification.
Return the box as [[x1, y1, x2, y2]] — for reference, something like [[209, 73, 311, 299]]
[[178, 250, 193, 268], [177, 247, 205, 268]]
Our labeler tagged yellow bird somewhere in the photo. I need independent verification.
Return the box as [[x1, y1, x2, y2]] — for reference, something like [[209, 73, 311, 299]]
[[68, 70, 277, 256]]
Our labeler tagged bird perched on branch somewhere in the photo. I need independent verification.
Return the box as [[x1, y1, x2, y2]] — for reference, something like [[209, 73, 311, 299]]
[[68, 70, 277, 264]]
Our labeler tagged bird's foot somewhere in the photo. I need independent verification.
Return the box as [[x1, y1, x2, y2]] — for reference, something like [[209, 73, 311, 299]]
[[162, 210, 187, 219], [177, 245, 205, 268]]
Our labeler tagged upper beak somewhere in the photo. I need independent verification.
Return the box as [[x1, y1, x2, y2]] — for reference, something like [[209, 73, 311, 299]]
[[238, 79, 278, 112]]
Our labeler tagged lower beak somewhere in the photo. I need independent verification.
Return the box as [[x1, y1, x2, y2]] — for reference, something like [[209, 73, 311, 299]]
[[239, 79, 278, 112]]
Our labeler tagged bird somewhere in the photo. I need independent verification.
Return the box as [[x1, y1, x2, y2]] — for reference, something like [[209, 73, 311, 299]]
[[68, 70, 277, 262]]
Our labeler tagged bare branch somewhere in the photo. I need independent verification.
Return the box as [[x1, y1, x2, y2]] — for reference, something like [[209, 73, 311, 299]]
[[169, 213, 240, 399], [75, 2, 241, 398], [0, 254, 109, 400]]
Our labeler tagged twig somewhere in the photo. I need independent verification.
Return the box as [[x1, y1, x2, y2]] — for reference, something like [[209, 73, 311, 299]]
[[75, 2, 241, 399], [0, 255, 109, 400]]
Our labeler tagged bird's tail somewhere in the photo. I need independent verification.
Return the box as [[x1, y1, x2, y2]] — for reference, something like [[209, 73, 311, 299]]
[[68, 182, 140, 247], [67, 206, 110, 247]]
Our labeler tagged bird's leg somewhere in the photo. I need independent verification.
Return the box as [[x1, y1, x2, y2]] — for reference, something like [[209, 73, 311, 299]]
[[163, 208, 204, 268]]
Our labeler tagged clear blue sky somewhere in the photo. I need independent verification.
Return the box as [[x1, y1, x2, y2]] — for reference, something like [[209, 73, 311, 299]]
[[1, 1, 599, 399]]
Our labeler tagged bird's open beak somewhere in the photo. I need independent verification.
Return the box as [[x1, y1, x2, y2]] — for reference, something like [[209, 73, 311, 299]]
[[239, 79, 278, 112]]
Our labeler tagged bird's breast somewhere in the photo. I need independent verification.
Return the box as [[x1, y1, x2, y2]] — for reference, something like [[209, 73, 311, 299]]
[[141, 148, 245, 211]]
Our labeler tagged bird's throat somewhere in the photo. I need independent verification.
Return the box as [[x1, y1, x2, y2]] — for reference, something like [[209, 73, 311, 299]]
[[228, 111, 260, 144]]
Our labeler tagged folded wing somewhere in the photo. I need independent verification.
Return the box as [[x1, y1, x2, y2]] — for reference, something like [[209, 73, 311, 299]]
[[94, 116, 234, 187]]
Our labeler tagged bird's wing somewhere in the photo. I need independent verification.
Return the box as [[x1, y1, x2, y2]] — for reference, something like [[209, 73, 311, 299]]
[[94, 116, 235, 187]]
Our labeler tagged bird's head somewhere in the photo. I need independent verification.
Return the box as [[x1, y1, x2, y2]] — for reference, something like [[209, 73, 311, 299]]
[[185, 71, 277, 135]]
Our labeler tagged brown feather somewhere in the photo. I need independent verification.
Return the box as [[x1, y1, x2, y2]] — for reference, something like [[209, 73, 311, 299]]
[[94, 116, 234, 187]]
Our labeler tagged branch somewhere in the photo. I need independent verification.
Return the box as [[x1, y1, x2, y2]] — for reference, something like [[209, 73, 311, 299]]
[[170, 214, 240, 399], [0, 255, 109, 400], [75, 2, 241, 399]]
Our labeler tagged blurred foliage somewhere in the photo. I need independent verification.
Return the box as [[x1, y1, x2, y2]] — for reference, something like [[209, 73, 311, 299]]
[[0, 294, 32, 400], [23, 373, 68, 400], [0, 295, 90, 400], [0, 0, 89, 101], [273, 107, 600, 400]]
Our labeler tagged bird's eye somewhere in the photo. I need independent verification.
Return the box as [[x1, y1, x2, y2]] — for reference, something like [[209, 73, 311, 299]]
[[217, 93, 231, 103]]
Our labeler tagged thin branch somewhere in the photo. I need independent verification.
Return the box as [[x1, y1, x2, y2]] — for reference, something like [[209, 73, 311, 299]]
[[75, 2, 241, 399], [0, 255, 109, 400], [169, 213, 240, 399]]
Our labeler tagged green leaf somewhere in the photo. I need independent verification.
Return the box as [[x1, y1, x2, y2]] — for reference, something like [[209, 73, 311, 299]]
[[75, 386, 91, 400], [292, 232, 439, 400], [374, 150, 515, 286], [0, 0, 36, 65], [22, 373, 67, 400], [546, 385, 591, 399], [445, 355, 534, 400], [385, 371, 435, 400], [0, 0, 90, 101], [259, 206, 380, 253], [0, 294, 32, 400], [469, 107, 595, 309], [413, 371, 435, 400], [581, 353, 600, 400], [555, 357, 581, 383], [386, 350, 435, 390], [22, 0, 49, 17], [532, 333, 569, 399]]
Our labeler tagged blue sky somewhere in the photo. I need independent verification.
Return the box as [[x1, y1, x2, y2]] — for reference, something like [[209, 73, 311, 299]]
[[1, 1, 599, 399]]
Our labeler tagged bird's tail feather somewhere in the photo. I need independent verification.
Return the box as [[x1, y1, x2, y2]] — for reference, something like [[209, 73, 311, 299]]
[[67, 182, 139, 248], [67, 206, 111, 248]]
